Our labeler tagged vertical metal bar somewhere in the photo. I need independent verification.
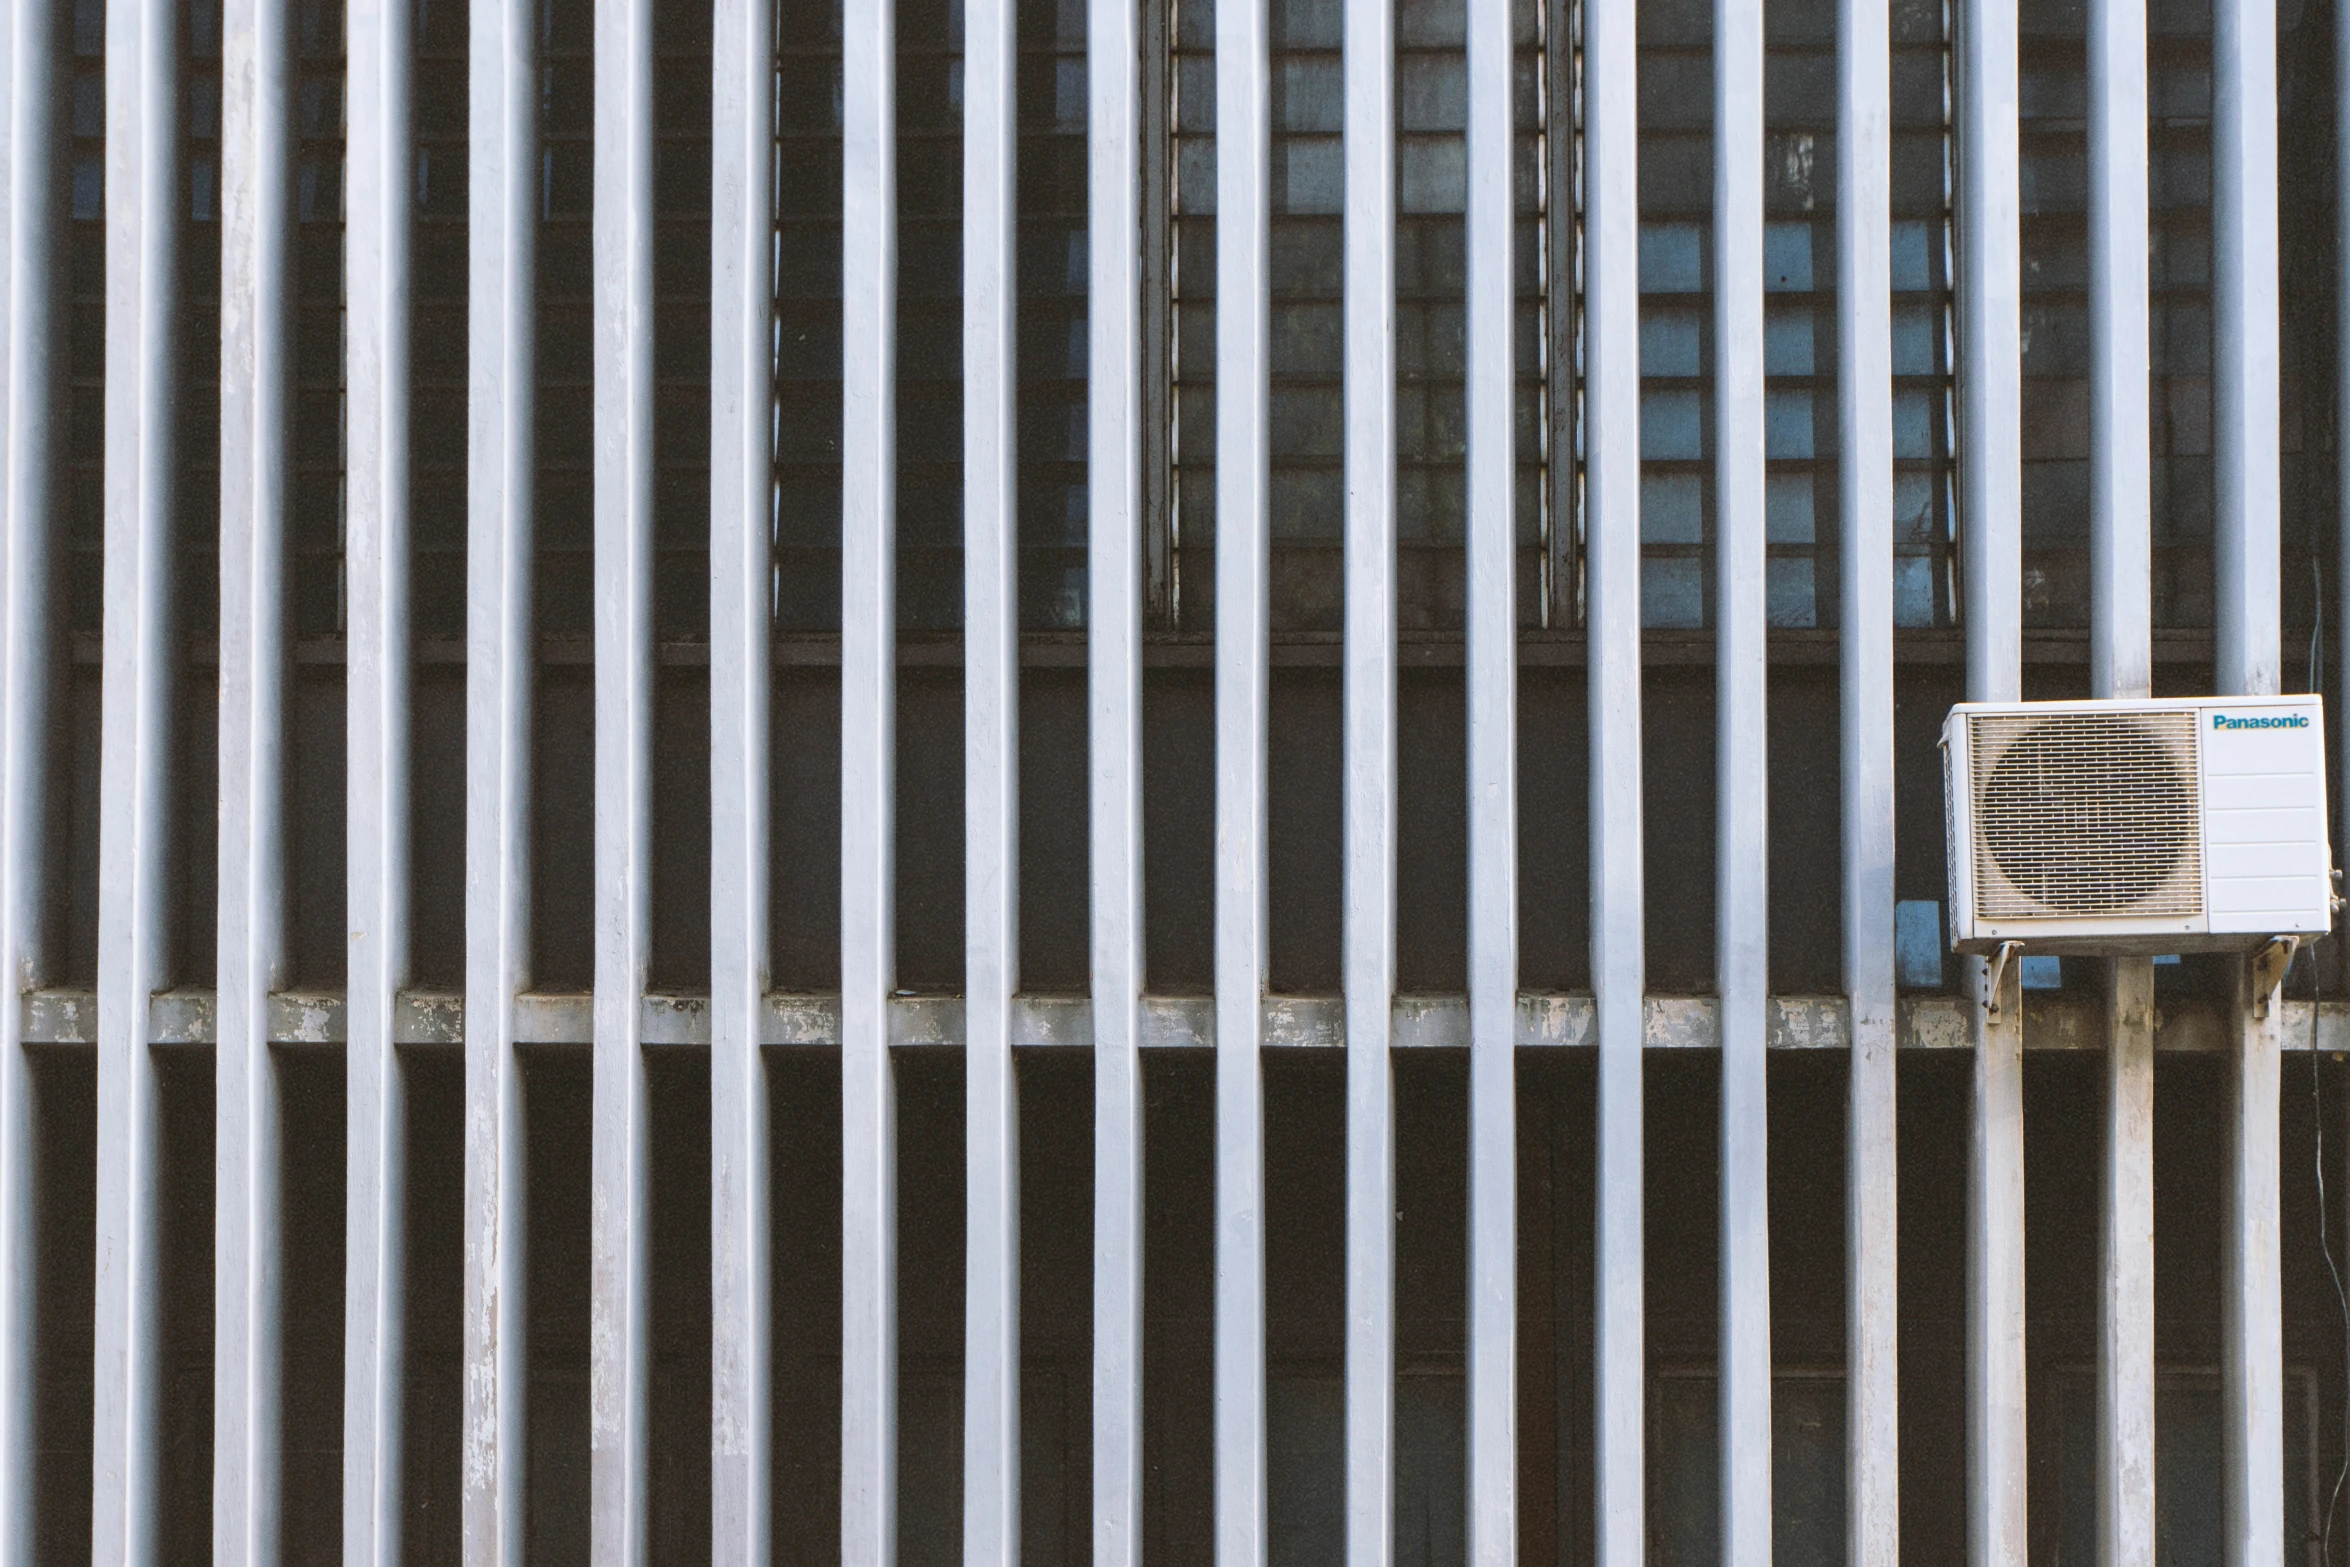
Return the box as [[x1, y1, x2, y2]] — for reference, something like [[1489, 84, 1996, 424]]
[[2097, 961, 2155, 1567], [1585, 0, 1644, 1550], [344, 0, 413, 1553], [1836, 0, 1898, 1554], [2086, 0, 2151, 705], [708, 0, 774, 1552], [2211, 0, 2280, 703], [1465, 0, 1518, 1561], [1215, 0, 1272, 1557], [591, 0, 656, 1555], [963, 0, 1020, 1552], [840, 0, 898, 1557], [2211, 0, 2283, 1552], [1959, 0, 2021, 706], [1967, 954, 2027, 1567], [1342, 0, 1396, 1556], [1088, 0, 1148, 1547], [0, 0, 54, 1553], [463, 0, 536, 1554], [94, 0, 178, 1553], [2223, 957, 2286, 1567], [1712, 0, 1771, 1555], [2084, 0, 2155, 1557], [217, 0, 290, 1556], [1958, 0, 2026, 1552]]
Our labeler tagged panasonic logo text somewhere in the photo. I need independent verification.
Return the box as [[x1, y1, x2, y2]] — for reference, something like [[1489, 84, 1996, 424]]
[[2212, 713, 2310, 730]]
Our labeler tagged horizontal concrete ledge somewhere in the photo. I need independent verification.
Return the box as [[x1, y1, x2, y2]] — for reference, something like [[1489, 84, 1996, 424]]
[[18, 987, 2346, 1054]]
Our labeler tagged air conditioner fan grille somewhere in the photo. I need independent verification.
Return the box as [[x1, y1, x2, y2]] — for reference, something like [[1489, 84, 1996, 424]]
[[1969, 711, 2202, 919]]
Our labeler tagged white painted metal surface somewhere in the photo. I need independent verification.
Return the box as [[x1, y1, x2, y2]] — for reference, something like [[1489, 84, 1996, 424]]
[[217, 1, 290, 1560], [2085, 0, 2157, 1558], [344, 0, 414, 1555], [0, 0, 51, 1558], [463, 0, 536, 1556], [839, 0, 899, 1559], [591, 0, 656, 1558], [95, 0, 178, 1555], [1216, 0, 1273, 1561], [1958, 0, 2027, 1557], [2212, 0, 2286, 1553], [1838, 0, 1899, 1555], [1343, 0, 1397, 1558], [1088, 0, 1147, 1556], [708, 0, 775, 1556], [1466, 0, 1519, 1561], [1585, 0, 1645, 1555], [1712, 0, 1771, 1556], [963, 0, 1020, 1553]]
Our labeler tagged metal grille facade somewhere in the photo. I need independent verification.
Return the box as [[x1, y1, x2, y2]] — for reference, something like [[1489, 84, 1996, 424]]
[[0, 0, 2346, 1563]]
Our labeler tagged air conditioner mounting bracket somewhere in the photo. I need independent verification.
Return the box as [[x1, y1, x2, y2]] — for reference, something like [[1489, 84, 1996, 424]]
[[1982, 940, 2024, 1023], [2251, 936, 2299, 1020]]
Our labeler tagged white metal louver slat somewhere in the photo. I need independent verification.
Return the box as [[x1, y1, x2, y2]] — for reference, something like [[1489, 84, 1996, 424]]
[[2213, 0, 2286, 1550], [463, 0, 535, 1553], [1836, 0, 1900, 1552], [217, 0, 291, 1557], [95, 0, 178, 1555], [1957, 0, 2027, 1551], [708, 0, 774, 1553], [2085, 0, 2158, 1550], [1465, 0, 1518, 1559], [839, 0, 899, 1556], [0, 0, 52, 1553], [1215, 0, 1272, 1559], [963, 0, 1020, 1548], [590, 0, 656, 1554], [343, 0, 413, 1554], [1341, 0, 1398, 1557], [1087, 0, 1147, 1554], [1584, 0, 1645, 1549], [1712, 0, 1771, 1543]]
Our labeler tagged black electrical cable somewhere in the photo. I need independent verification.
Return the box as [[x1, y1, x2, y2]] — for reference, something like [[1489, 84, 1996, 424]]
[[2311, 1049, 2349, 1567]]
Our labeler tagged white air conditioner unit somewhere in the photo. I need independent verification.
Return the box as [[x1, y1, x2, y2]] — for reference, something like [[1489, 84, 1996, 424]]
[[1942, 695, 2336, 955]]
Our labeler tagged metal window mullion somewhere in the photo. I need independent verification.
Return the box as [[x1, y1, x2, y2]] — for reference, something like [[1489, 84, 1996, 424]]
[[963, 0, 1020, 1553], [1214, 0, 1271, 1558], [95, 0, 180, 1555], [840, 0, 899, 1558], [707, 0, 774, 1552], [1342, 0, 1397, 1557], [1712, 0, 1770, 1556], [1465, 0, 1518, 1560], [344, 0, 414, 1554], [1836, 0, 1899, 1555], [217, 0, 291, 1558], [2084, 0, 2156, 1556], [590, 0, 656, 1557], [0, 0, 54, 1553], [1088, 0, 1147, 1548], [1584, 0, 1645, 1551], [2212, 0, 2284, 1551], [1958, 0, 2027, 1552], [462, 0, 536, 1556]]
